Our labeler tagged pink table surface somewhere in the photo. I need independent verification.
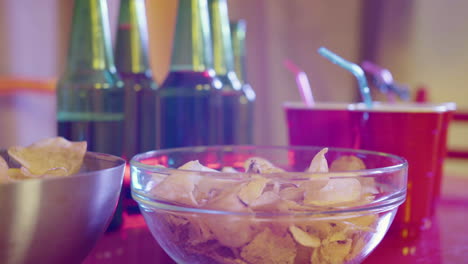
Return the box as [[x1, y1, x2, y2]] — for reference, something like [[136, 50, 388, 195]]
[[83, 174, 468, 264]]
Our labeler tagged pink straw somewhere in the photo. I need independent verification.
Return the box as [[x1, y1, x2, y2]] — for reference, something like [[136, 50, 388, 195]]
[[284, 59, 315, 107]]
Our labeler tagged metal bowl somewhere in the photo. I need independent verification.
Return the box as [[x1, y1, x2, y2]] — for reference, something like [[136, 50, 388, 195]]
[[0, 151, 125, 264]]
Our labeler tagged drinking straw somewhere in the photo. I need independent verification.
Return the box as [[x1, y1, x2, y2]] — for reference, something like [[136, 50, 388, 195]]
[[284, 59, 315, 106], [387, 83, 411, 101], [414, 85, 429, 103], [361, 61, 410, 102], [318, 47, 372, 108]]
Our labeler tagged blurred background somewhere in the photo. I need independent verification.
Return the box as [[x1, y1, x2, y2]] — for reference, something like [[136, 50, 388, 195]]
[[0, 0, 467, 174]]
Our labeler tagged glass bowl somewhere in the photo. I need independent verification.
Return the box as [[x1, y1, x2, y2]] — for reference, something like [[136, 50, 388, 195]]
[[0, 151, 125, 264], [131, 146, 407, 264]]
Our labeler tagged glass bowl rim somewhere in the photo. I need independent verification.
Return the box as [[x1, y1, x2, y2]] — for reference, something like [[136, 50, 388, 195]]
[[131, 145, 407, 217], [130, 145, 408, 179], [132, 191, 406, 217]]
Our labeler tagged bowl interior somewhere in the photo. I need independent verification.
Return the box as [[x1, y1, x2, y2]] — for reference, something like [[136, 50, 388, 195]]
[[131, 146, 408, 264]]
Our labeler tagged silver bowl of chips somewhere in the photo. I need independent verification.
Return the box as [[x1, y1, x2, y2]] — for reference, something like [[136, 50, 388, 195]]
[[131, 146, 407, 264], [0, 138, 126, 264]]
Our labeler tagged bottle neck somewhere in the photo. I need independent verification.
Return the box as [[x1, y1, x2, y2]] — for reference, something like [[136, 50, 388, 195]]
[[230, 20, 247, 83], [115, 0, 152, 74], [65, 0, 117, 73], [170, 0, 213, 72], [209, 0, 234, 75]]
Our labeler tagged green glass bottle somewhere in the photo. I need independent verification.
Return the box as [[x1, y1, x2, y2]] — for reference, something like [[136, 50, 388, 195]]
[[230, 19, 256, 144], [56, 0, 124, 230], [209, 0, 247, 145], [157, 0, 223, 148], [115, 0, 157, 160], [57, 0, 124, 155], [231, 20, 248, 85]]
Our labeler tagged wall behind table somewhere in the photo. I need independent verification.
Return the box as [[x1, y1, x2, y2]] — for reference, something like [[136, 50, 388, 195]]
[[0, 0, 62, 148]]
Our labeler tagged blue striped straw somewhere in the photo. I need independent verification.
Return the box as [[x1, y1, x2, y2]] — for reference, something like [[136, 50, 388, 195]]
[[318, 47, 373, 108]]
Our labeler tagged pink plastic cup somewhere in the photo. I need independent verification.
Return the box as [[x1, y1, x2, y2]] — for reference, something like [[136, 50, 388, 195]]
[[283, 102, 354, 148], [431, 103, 456, 214], [348, 102, 454, 234]]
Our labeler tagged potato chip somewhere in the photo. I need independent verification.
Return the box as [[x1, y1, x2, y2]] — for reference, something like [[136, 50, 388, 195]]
[[329, 156, 380, 197], [249, 191, 281, 211], [343, 214, 377, 231], [143, 165, 167, 192], [0, 156, 7, 170], [195, 176, 233, 205], [329, 155, 379, 196], [312, 238, 352, 264], [240, 227, 296, 264], [206, 184, 247, 212], [7, 168, 34, 182], [221, 166, 239, 173], [346, 236, 367, 261], [271, 181, 281, 193], [204, 187, 256, 248], [361, 180, 379, 195], [151, 171, 199, 206], [205, 250, 248, 264], [307, 148, 329, 173], [183, 160, 229, 200], [160, 214, 190, 246], [196, 184, 235, 205], [300, 176, 329, 197], [289, 225, 321, 248], [186, 217, 214, 246], [278, 186, 304, 201], [20, 166, 69, 178], [151, 160, 221, 206], [238, 176, 269, 205], [301, 148, 334, 206], [330, 155, 366, 171], [185, 245, 246, 264], [206, 214, 255, 248], [277, 199, 315, 212], [315, 221, 348, 239], [193, 181, 218, 205], [0, 156, 10, 183], [327, 231, 348, 242], [304, 178, 362, 206], [244, 157, 284, 173], [294, 244, 314, 264], [166, 214, 190, 227], [179, 160, 219, 172], [7, 137, 86, 177]]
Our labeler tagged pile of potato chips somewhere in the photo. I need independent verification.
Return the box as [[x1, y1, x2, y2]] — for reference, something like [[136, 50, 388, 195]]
[[0, 137, 87, 183], [146, 148, 381, 264]]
